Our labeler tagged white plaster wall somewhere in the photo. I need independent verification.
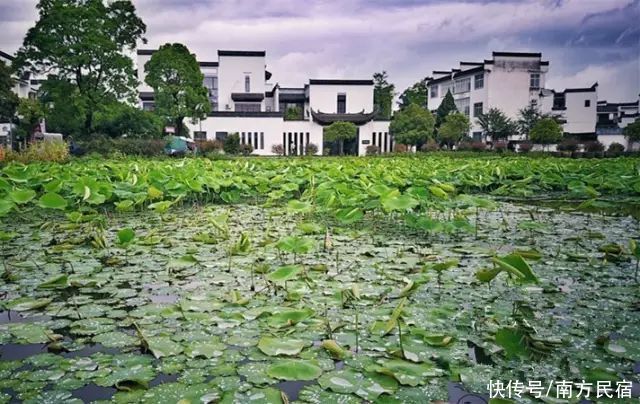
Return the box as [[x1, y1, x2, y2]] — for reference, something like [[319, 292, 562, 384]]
[[486, 67, 541, 120], [598, 134, 630, 150], [357, 121, 391, 155], [619, 116, 637, 129], [282, 120, 322, 155], [308, 85, 373, 113], [137, 54, 153, 93], [563, 91, 597, 134], [218, 55, 266, 112]]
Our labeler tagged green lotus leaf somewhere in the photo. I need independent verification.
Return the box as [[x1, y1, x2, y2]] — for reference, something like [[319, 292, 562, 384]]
[[4, 297, 53, 311], [267, 308, 314, 328], [266, 265, 302, 283], [258, 336, 307, 356], [373, 359, 443, 386], [38, 192, 68, 210], [70, 317, 117, 336], [335, 207, 364, 224], [8, 323, 52, 343], [275, 236, 314, 254], [267, 360, 322, 381], [146, 336, 183, 359], [37, 274, 69, 289], [184, 339, 226, 359], [92, 331, 140, 349], [318, 369, 398, 400], [9, 189, 36, 204]]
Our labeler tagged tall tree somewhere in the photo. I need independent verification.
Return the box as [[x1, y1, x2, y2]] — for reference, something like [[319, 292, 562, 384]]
[[516, 104, 541, 139], [435, 90, 457, 127], [14, 0, 146, 135], [623, 119, 640, 147], [477, 108, 515, 141], [398, 78, 428, 110], [144, 43, 210, 137], [324, 121, 357, 155], [39, 78, 85, 137], [438, 112, 470, 148], [373, 71, 395, 119], [0, 62, 19, 123], [529, 118, 563, 150], [389, 103, 435, 149]]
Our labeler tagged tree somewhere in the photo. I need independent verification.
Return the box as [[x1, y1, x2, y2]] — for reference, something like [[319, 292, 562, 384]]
[[624, 119, 640, 147], [435, 90, 458, 127], [284, 106, 302, 120], [516, 104, 541, 139], [14, 0, 146, 135], [373, 71, 395, 119], [389, 103, 435, 149], [0, 62, 18, 122], [94, 102, 164, 138], [144, 43, 210, 137], [223, 133, 240, 155], [324, 121, 357, 155], [476, 108, 516, 141], [529, 118, 563, 149], [15, 99, 44, 144], [39, 78, 85, 137], [398, 78, 428, 110], [438, 112, 470, 148]]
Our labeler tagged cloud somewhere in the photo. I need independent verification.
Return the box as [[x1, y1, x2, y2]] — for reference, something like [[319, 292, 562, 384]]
[[0, 0, 638, 101]]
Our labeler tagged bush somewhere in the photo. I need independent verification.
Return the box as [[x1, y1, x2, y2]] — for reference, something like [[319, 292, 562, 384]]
[[239, 143, 253, 156], [584, 141, 604, 153], [393, 144, 408, 153], [5, 140, 69, 163], [365, 145, 379, 156], [518, 142, 533, 153], [558, 138, 578, 152], [223, 133, 240, 155], [607, 142, 625, 155], [78, 136, 165, 157], [93, 102, 164, 138], [493, 141, 507, 152], [457, 141, 472, 151], [420, 139, 439, 152], [471, 141, 487, 152], [271, 144, 285, 156], [196, 140, 223, 154], [305, 143, 318, 155]]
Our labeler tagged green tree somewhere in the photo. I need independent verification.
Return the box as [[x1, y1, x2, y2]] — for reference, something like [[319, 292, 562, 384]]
[[477, 108, 515, 141], [373, 71, 395, 119], [94, 102, 164, 138], [438, 112, 470, 148], [284, 106, 302, 120], [398, 78, 428, 110], [624, 119, 640, 146], [0, 62, 18, 122], [144, 43, 210, 137], [14, 0, 146, 135], [223, 133, 240, 155], [16, 99, 45, 142], [39, 78, 85, 137], [529, 118, 563, 149], [324, 121, 357, 155], [435, 90, 458, 127], [389, 103, 435, 149], [516, 104, 541, 139]]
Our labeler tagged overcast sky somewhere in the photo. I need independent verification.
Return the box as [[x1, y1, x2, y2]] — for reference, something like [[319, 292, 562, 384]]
[[1, 0, 638, 102]]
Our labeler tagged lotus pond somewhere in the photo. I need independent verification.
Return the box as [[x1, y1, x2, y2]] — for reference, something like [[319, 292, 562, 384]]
[[0, 155, 639, 403]]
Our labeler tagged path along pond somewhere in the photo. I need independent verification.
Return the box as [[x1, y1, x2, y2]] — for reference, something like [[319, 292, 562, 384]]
[[0, 200, 638, 403]]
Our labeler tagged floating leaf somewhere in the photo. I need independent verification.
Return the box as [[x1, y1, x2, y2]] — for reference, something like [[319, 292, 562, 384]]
[[117, 228, 135, 245], [373, 359, 443, 386], [4, 297, 53, 311], [266, 265, 302, 283], [267, 360, 323, 381], [37, 274, 69, 289], [267, 308, 314, 328], [335, 208, 364, 224], [9, 189, 36, 204], [258, 336, 307, 356], [38, 192, 68, 210]]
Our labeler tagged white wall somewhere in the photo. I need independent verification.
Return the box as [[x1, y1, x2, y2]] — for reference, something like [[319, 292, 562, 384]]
[[308, 84, 373, 113], [564, 91, 597, 134], [357, 121, 392, 155], [218, 55, 266, 111], [597, 134, 630, 151], [137, 54, 153, 93]]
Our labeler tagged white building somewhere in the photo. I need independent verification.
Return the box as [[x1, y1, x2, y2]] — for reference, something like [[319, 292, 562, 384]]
[[596, 97, 640, 150], [426, 51, 598, 143], [136, 49, 391, 156]]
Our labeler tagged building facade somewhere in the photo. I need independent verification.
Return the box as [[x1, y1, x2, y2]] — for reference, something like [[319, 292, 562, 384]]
[[596, 97, 640, 150], [136, 49, 391, 156], [426, 51, 599, 143]]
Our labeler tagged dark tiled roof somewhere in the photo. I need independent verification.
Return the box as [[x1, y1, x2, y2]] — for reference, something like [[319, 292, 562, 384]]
[[199, 61, 218, 67], [231, 92, 265, 102], [139, 91, 155, 101], [0, 50, 14, 61], [218, 50, 265, 57], [427, 65, 484, 85], [309, 79, 373, 86], [310, 109, 376, 125], [279, 93, 306, 103], [208, 111, 282, 118], [137, 49, 156, 55], [493, 51, 542, 58]]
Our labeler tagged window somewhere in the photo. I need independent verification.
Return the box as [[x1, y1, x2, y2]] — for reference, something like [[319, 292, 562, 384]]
[[474, 73, 484, 89], [442, 83, 454, 96], [236, 103, 260, 112], [430, 85, 438, 98], [455, 97, 470, 117], [473, 102, 483, 117], [472, 132, 482, 142], [337, 94, 346, 114], [193, 131, 207, 141], [245, 75, 250, 92], [215, 132, 228, 141], [260, 132, 264, 150], [142, 102, 155, 111], [530, 73, 540, 89], [530, 100, 537, 108], [454, 77, 470, 94], [584, 99, 591, 107]]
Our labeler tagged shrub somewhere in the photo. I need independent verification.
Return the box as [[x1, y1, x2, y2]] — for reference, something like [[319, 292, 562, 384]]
[[365, 145, 379, 155], [558, 138, 578, 152], [420, 139, 439, 152], [393, 144, 408, 153], [584, 141, 604, 153], [519, 142, 533, 153], [271, 144, 285, 156], [457, 141, 472, 151], [607, 142, 625, 155], [305, 143, 318, 155], [94, 102, 164, 138], [5, 140, 69, 163], [471, 141, 486, 152], [223, 133, 240, 155], [196, 140, 223, 154], [493, 141, 507, 152], [78, 136, 165, 157], [239, 143, 253, 156]]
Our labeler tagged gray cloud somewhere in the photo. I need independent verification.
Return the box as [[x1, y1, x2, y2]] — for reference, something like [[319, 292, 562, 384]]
[[0, 0, 638, 102]]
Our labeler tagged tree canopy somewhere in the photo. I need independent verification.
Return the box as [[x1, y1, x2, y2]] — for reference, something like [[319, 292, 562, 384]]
[[324, 121, 357, 155], [438, 112, 470, 148], [529, 117, 563, 145], [144, 43, 210, 137], [373, 71, 394, 120], [477, 108, 516, 141], [0, 62, 18, 123], [435, 90, 458, 127], [624, 119, 640, 143], [398, 78, 427, 110], [39, 78, 85, 137], [14, 0, 146, 135], [94, 102, 164, 138], [390, 103, 435, 148]]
